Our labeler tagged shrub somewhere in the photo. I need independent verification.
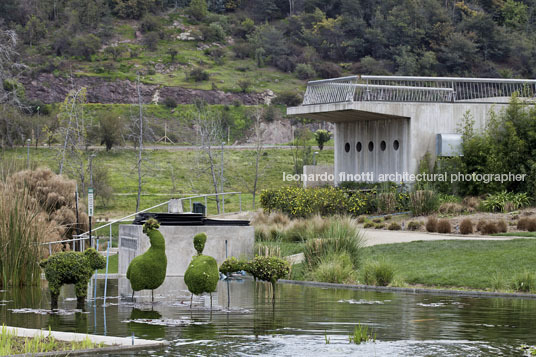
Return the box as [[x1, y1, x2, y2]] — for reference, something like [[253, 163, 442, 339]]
[[425, 217, 438, 232], [314, 129, 331, 151], [201, 23, 226, 42], [463, 196, 481, 209], [357, 216, 366, 224], [193, 232, 207, 255], [188, 68, 209, 82], [362, 261, 395, 286], [184, 255, 219, 296], [407, 221, 420, 231], [314, 62, 342, 79], [438, 202, 464, 214], [142, 32, 159, 51], [387, 222, 401, 230], [377, 192, 397, 214], [497, 220, 508, 233], [233, 41, 251, 59], [206, 47, 225, 64], [309, 252, 356, 284], [363, 222, 374, 228], [139, 14, 161, 33], [246, 255, 290, 299], [481, 191, 531, 212], [436, 219, 452, 233], [481, 222, 499, 235], [219, 257, 245, 275], [40, 248, 106, 309], [237, 79, 251, 93], [517, 217, 531, 230], [476, 220, 487, 232], [162, 97, 177, 108], [409, 190, 439, 216], [527, 219, 536, 232], [384, 215, 392, 221], [374, 224, 385, 229], [372, 218, 382, 224], [303, 217, 363, 269], [187, 0, 208, 21], [460, 219, 473, 234], [295, 63, 316, 80], [272, 91, 302, 106], [511, 271, 536, 292]]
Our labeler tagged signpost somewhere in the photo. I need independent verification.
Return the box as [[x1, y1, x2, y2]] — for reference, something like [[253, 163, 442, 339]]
[[88, 188, 94, 248]]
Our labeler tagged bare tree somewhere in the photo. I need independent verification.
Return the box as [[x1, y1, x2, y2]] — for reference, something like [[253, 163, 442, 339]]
[[194, 100, 224, 213]]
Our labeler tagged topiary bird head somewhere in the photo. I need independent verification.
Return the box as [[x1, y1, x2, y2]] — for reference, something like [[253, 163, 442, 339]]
[[193, 232, 207, 255], [84, 248, 106, 270], [143, 218, 160, 233]]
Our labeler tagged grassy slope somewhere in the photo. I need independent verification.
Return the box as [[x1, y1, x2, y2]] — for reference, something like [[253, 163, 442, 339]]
[[363, 239, 536, 290], [2, 147, 333, 217]]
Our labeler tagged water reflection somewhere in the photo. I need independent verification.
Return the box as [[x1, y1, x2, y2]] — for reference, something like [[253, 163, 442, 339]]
[[1, 278, 535, 355]]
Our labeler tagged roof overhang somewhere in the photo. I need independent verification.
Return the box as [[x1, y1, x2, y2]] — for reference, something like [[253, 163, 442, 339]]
[[287, 102, 409, 122]]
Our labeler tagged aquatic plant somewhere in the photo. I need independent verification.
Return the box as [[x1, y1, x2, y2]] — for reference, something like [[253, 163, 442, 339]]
[[126, 218, 167, 301], [349, 324, 375, 344], [40, 248, 106, 309]]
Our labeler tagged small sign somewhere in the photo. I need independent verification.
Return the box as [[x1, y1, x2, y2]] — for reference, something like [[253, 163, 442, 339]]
[[88, 188, 94, 217]]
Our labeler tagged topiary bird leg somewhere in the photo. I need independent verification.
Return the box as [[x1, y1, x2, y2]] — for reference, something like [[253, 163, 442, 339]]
[[132, 291, 134, 301], [190, 293, 193, 308], [210, 293, 212, 310], [152, 290, 154, 303]]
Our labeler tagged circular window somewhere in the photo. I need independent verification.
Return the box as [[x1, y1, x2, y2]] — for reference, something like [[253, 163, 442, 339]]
[[393, 140, 400, 151], [368, 141, 374, 152], [380, 140, 386, 151], [344, 143, 350, 152], [356, 142, 362, 152]]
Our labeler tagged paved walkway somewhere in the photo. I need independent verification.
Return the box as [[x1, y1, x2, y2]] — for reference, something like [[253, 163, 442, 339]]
[[362, 229, 530, 247]]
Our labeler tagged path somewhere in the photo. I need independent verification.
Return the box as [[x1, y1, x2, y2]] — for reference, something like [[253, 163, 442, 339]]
[[362, 229, 530, 247]]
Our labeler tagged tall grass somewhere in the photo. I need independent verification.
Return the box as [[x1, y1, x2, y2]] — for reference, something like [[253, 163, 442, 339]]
[[0, 189, 48, 288], [309, 252, 357, 284]]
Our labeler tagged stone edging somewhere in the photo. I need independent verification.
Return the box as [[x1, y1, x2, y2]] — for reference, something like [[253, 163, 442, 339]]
[[4, 326, 167, 357], [279, 279, 536, 300]]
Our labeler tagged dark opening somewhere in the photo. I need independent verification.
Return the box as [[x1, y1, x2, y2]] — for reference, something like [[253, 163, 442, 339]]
[[356, 142, 362, 152], [393, 140, 400, 151], [380, 141, 386, 151], [345, 142, 350, 152], [368, 141, 374, 151]]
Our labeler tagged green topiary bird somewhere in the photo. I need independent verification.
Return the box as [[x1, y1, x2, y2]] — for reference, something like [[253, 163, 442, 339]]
[[184, 232, 219, 308], [127, 218, 167, 302]]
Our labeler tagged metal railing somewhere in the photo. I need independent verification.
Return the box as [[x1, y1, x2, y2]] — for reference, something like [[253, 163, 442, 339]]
[[302, 75, 536, 105], [40, 192, 244, 253]]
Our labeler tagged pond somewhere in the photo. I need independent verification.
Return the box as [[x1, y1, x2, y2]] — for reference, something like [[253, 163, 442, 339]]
[[1, 277, 535, 356]]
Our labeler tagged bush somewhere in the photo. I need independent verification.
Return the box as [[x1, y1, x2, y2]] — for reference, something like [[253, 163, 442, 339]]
[[476, 220, 487, 232], [193, 232, 207, 255], [139, 14, 161, 33], [303, 217, 363, 270], [272, 91, 302, 106], [184, 255, 219, 295], [309, 252, 356, 284], [187, 0, 208, 21], [527, 219, 536, 232], [372, 218, 382, 224], [362, 261, 395, 286], [357, 216, 366, 224], [162, 97, 177, 108], [497, 220, 508, 233], [188, 68, 209, 82], [481, 222, 499, 235], [437, 219, 452, 233], [219, 257, 245, 275], [407, 221, 421, 231], [142, 32, 159, 51], [233, 42, 251, 59], [409, 190, 439, 216], [511, 271, 536, 292], [460, 219, 473, 234], [237, 79, 251, 93], [201, 23, 226, 42], [387, 222, 401, 230], [314, 62, 342, 79], [68, 34, 101, 60], [246, 256, 290, 299], [481, 191, 531, 212], [425, 217, 438, 232], [206, 47, 225, 64], [517, 217, 531, 230], [295, 63, 316, 80], [375, 223, 385, 229], [363, 222, 374, 228], [314, 129, 331, 151]]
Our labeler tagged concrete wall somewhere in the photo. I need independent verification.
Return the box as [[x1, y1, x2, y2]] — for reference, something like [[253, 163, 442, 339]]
[[302, 165, 334, 187], [118, 225, 254, 277], [289, 101, 511, 182]]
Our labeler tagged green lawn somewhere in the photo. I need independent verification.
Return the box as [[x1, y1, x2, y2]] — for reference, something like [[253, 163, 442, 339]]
[[363, 239, 536, 291], [98, 253, 118, 274], [492, 232, 536, 238]]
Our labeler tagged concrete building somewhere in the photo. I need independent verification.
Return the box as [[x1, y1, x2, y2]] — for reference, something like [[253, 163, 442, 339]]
[[288, 75, 536, 184]]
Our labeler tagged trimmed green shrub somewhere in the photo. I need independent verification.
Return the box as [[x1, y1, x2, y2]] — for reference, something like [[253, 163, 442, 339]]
[[40, 248, 106, 309], [246, 255, 290, 299], [127, 219, 167, 296], [219, 257, 246, 275], [460, 219, 473, 234], [362, 261, 395, 286], [425, 217, 437, 232], [437, 219, 452, 233], [387, 222, 401, 231], [193, 232, 207, 255], [184, 255, 219, 295], [309, 252, 356, 284]]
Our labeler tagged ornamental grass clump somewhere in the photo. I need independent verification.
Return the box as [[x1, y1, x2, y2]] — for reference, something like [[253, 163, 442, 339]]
[[126, 218, 167, 302], [481, 222, 499, 235], [517, 217, 531, 230], [527, 219, 536, 232], [425, 217, 437, 232], [460, 219, 473, 235], [310, 252, 356, 284], [409, 190, 439, 216], [511, 271, 536, 293], [407, 221, 421, 231], [303, 217, 363, 270], [387, 222, 401, 230], [436, 219, 452, 234], [362, 261, 395, 286], [184, 232, 219, 307], [497, 220, 508, 233]]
